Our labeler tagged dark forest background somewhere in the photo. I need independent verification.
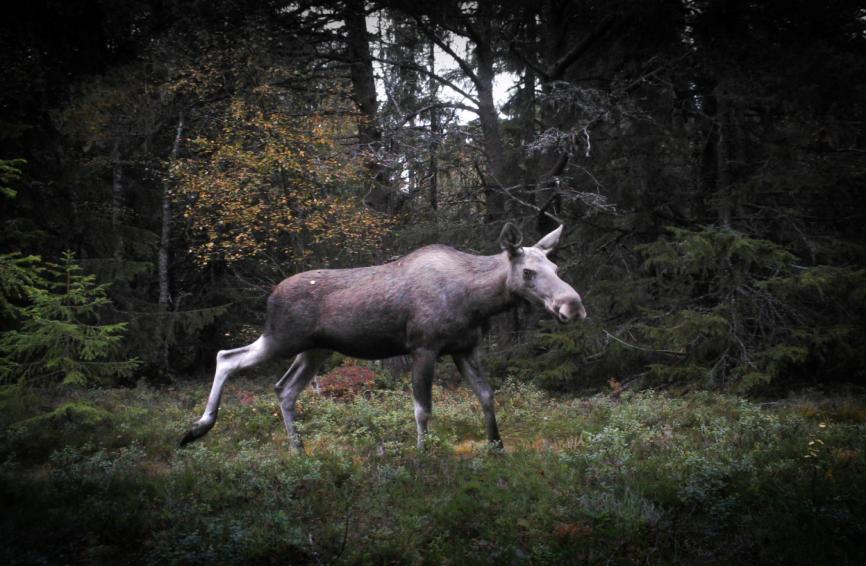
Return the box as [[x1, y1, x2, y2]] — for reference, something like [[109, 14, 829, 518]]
[[2, 0, 865, 394]]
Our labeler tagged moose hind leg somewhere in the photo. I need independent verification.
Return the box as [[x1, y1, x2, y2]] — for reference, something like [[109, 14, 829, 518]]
[[274, 349, 329, 451], [411, 350, 436, 450], [453, 349, 502, 448], [180, 335, 275, 446]]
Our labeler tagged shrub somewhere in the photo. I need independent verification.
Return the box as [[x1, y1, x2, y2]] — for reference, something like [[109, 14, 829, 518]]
[[636, 227, 866, 389], [0, 251, 139, 386], [520, 225, 866, 392]]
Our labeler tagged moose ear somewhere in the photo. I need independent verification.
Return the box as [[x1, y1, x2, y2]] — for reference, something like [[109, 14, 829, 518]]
[[534, 225, 564, 255], [499, 223, 524, 258]]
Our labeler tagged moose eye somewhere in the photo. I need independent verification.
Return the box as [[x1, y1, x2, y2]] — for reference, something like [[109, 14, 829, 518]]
[[523, 268, 536, 281]]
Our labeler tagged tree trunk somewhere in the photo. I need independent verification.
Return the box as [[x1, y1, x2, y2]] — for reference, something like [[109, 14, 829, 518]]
[[715, 85, 732, 227], [159, 110, 184, 308], [534, 1, 571, 232], [428, 39, 439, 216], [474, 19, 507, 222], [111, 139, 124, 261], [519, 63, 537, 203], [159, 110, 184, 372], [344, 0, 392, 211]]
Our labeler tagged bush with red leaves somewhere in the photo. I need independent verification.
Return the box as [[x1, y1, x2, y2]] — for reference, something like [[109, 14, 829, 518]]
[[316, 365, 376, 399]]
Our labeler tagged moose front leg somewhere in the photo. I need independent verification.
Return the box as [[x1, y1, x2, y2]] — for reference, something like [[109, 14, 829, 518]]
[[453, 349, 502, 448], [411, 349, 436, 450]]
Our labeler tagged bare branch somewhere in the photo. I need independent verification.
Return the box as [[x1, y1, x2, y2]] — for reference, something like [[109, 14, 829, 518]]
[[410, 14, 482, 89], [370, 54, 480, 107], [602, 329, 688, 356], [485, 183, 564, 225], [396, 102, 478, 126]]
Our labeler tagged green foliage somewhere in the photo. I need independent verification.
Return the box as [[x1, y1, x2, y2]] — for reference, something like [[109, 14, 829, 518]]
[[518, 225, 865, 392], [638, 226, 797, 280], [634, 226, 866, 389], [517, 318, 604, 390], [0, 253, 45, 319], [0, 251, 139, 386], [15, 401, 113, 429], [0, 158, 25, 200], [1, 381, 865, 564], [507, 275, 645, 392], [0, 159, 44, 319], [5, 402, 114, 459]]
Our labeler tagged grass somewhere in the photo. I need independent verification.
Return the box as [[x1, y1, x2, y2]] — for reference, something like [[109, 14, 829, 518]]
[[1, 376, 865, 564]]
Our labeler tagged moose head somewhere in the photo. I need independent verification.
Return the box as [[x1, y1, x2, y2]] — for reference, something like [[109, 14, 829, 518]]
[[499, 223, 587, 323]]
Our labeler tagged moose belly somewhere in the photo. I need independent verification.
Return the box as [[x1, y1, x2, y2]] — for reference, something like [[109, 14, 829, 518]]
[[312, 306, 410, 360], [315, 333, 409, 360]]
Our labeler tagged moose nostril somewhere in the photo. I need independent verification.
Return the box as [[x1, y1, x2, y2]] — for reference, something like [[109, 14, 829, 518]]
[[554, 303, 571, 322], [552, 297, 587, 322], [561, 299, 586, 321]]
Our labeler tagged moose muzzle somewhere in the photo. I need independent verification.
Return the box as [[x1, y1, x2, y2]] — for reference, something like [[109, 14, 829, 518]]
[[553, 296, 587, 323]]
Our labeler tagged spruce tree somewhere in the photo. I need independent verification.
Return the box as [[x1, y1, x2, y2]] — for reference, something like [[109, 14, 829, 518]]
[[0, 251, 139, 386]]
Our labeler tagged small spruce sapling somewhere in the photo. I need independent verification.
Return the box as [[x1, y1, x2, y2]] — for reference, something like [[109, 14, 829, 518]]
[[0, 251, 139, 386]]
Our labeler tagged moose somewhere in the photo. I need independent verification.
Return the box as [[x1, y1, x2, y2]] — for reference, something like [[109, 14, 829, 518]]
[[181, 223, 586, 451]]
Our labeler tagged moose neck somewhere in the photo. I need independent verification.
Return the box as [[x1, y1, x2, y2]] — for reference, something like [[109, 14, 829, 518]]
[[463, 252, 517, 319]]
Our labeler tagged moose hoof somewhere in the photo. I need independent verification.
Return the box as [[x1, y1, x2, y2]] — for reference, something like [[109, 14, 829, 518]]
[[288, 434, 306, 454], [178, 423, 210, 448]]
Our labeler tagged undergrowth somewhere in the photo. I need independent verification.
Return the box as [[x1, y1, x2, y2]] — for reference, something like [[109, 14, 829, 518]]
[[1, 379, 865, 564]]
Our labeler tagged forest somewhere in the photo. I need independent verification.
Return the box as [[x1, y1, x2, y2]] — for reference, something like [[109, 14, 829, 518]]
[[1, 0, 865, 563]]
